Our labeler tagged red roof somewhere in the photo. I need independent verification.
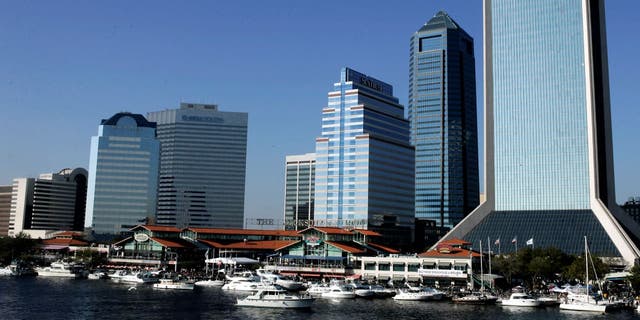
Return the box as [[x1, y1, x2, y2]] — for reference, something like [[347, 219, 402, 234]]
[[300, 227, 353, 235], [187, 227, 300, 237], [367, 242, 400, 254], [199, 239, 299, 250], [150, 237, 185, 248], [130, 225, 181, 233], [42, 238, 89, 247], [354, 229, 381, 236], [418, 247, 481, 258], [439, 238, 472, 246], [325, 241, 366, 254], [54, 231, 85, 238]]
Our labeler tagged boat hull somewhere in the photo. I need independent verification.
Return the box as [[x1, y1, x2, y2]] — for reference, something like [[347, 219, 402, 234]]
[[236, 297, 314, 309], [559, 303, 608, 313]]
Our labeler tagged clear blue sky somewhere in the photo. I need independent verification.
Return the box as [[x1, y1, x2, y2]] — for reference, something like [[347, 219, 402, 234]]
[[1, 1, 638, 224]]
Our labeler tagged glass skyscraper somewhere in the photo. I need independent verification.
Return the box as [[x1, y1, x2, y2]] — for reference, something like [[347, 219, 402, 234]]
[[85, 113, 159, 235], [147, 103, 248, 229], [442, 0, 640, 264], [283, 153, 315, 231], [409, 11, 479, 229], [314, 68, 414, 238]]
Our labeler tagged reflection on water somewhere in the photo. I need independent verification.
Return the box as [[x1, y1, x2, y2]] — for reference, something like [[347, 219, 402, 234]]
[[0, 278, 634, 320]]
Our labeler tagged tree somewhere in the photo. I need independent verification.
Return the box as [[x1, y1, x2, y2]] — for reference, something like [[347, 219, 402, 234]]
[[627, 264, 640, 293]]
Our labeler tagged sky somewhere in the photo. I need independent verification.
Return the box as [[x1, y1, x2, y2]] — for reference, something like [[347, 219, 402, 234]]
[[1, 1, 638, 226]]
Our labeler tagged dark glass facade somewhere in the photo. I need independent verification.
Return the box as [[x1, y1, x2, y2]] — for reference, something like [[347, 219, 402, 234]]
[[409, 11, 479, 229]]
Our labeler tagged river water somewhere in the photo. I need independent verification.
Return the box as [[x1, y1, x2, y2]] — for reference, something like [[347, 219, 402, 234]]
[[0, 277, 636, 320]]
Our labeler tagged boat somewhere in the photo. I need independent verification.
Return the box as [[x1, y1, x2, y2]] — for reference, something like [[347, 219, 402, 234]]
[[236, 286, 315, 309], [500, 292, 542, 307], [423, 287, 444, 300], [321, 283, 356, 299], [87, 270, 110, 280], [153, 278, 195, 290], [369, 284, 396, 298], [393, 286, 430, 301], [452, 291, 498, 304], [195, 270, 226, 287], [35, 261, 88, 279], [110, 270, 159, 284], [0, 266, 12, 276], [348, 283, 375, 298], [256, 269, 305, 291], [559, 237, 610, 313], [453, 240, 497, 305], [306, 283, 330, 295]]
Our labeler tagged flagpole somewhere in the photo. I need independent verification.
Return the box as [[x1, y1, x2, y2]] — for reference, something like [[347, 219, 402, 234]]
[[487, 237, 492, 277]]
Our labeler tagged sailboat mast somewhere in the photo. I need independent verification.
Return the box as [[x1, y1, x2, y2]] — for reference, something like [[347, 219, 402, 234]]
[[584, 236, 588, 296], [480, 240, 484, 294]]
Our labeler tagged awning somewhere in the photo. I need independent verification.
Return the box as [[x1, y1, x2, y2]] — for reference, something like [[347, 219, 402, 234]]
[[392, 275, 405, 280], [279, 272, 298, 276], [377, 275, 390, 281], [407, 276, 422, 282], [454, 262, 468, 267], [299, 273, 321, 277], [324, 274, 345, 278], [437, 263, 451, 268], [281, 255, 344, 260], [422, 262, 436, 267], [362, 274, 376, 280]]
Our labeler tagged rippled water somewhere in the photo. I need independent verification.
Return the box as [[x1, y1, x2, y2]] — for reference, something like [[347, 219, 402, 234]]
[[0, 277, 636, 320]]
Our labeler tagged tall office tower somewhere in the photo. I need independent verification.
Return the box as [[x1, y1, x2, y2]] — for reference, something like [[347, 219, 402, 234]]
[[85, 113, 160, 235], [441, 0, 640, 265], [314, 68, 414, 243], [283, 153, 316, 230], [31, 168, 87, 231], [147, 103, 248, 229], [409, 11, 479, 230], [0, 185, 13, 236]]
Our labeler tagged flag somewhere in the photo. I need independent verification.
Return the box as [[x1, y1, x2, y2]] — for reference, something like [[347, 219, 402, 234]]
[[494, 238, 500, 245], [526, 238, 534, 246], [512, 237, 517, 244]]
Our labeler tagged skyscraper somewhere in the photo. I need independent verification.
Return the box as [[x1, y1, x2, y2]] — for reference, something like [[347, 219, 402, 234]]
[[147, 103, 248, 229], [0, 185, 11, 236], [283, 153, 315, 230], [85, 113, 159, 235], [409, 11, 479, 229], [441, 0, 640, 265], [9, 168, 87, 236], [314, 68, 414, 243]]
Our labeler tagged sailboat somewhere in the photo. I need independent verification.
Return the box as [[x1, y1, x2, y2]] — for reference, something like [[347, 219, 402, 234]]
[[559, 236, 609, 313], [452, 240, 498, 305]]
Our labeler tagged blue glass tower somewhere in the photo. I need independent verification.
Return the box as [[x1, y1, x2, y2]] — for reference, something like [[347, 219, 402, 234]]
[[409, 11, 479, 229], [442, 0, 640, 264], [314, 68, 414, 240], [85, 113, 159, 235]]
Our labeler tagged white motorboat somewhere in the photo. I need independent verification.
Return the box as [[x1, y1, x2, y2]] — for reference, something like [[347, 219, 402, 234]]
[[349, 283, 375, 298], [256, 269, 305, 291], [559, 237, 610, 314], [306, 283, 330, 295], [423, 287, 444, 300], [225, 271, 260, 282], [35, 261, 88, 279], [0, 266, 13, 276], [195, 279, 225, 287], [500, 292, 542, 307], [110, 270, 159, 284], [369, 284, 396, 298], [87, 270, 109, 280], [393, 287, 430, 301], [236, 287, 315, 309], [153, 278, 195, 290], [536, 295, 560, 307], [321, 284, 356, 299]]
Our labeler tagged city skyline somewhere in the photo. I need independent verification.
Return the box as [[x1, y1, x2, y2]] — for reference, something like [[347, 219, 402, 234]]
[[1, 1, 638, 224]]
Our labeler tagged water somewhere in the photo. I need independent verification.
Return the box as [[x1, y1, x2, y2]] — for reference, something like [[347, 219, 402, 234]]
[[0, 278, 636, 320]]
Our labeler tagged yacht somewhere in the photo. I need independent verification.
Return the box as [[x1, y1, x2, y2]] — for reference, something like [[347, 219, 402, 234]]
[[195, 271, 226, 287], [536, 295, 560, 307], [423, 287, 444, 300], [0, 266, 12, 276], [500, 292, 542, 307], [369, 284, 396, 298], [321, 284, 356, 299], [35, 261, 88, 279], [236, 286, 315, 309], [87, 270, 110, 280], [110, 270, 159, 284], [348, 283, 375, 298], [256, 269, 305, 291], [306, 283, 330, 295], [153, 278, 195, 290], [393, 285, 430, 301]]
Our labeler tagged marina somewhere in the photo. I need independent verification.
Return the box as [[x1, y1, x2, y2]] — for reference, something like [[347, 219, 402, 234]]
[[1, 276, 638, 320]]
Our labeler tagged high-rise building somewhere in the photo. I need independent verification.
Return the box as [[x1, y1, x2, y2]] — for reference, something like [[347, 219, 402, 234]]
[[8, 168, 87, 236], [441, 0, 640, 265], [283, 153, 315, 230], [147, 103, 248, 229], [85, 113, 159, 235], [0, 185, 14, 236], [314, 68, 414, 244], [409, 11, 479, 229]]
